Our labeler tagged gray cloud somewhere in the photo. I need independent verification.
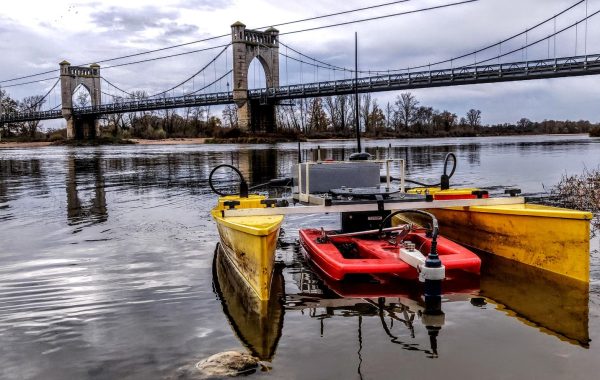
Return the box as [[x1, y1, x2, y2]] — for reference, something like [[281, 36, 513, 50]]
[[177, 0, 233, 11], [90, 6, 179, 33], [161, 23, 199, 38], [2, 0, 600, 127]]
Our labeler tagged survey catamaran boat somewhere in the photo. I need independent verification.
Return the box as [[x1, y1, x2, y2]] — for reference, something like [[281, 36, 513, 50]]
[[210, 151, 592, 300]]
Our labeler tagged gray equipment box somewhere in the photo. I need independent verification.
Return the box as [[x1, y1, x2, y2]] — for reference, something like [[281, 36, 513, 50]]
[[293, 162, 380, 194]]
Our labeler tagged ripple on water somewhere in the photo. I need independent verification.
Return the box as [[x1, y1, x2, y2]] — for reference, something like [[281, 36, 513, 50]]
[[0, 138, 599, 380]]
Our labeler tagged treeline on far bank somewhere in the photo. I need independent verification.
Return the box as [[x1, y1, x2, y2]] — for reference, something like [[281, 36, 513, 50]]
[[1, 90, 599, 141]]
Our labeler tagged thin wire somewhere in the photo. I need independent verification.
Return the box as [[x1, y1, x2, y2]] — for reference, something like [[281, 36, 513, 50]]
[[457, 8, 600, 69], [184, 69, 232, 96], [2, 0, 474, 91], [575, 21, 578, 55], [0, 0, 417, 84], [102, 43, 230, 70], [280, 41, 352, 72], [585, 0, 588, 56], [147, 44, 230, 98], [280, 0, 479, 37], [366, 0, 584, 73], [279, 51, 352, 71], [554, 17, 557, 58], [101, 77, 136, 97], [28, 78, 60, 108], [1, 76, 56, 88]]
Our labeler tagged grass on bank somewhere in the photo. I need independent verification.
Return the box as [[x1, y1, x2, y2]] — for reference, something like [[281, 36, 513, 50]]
[[548, 167, 600, 231]]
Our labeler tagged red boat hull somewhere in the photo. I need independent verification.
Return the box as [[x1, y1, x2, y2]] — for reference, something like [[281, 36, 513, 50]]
[[299, 228, 481, 281]]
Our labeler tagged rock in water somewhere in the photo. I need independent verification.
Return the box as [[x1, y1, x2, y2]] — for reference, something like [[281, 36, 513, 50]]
[[167, 351, 259, 379], [196, 351, 259, 377]]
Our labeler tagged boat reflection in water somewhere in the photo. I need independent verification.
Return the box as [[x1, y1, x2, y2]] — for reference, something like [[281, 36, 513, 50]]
[[212, 239, 590, 368], [479, 252, 590, 347], [212, 244, 285, 360], [287, 267, 480, 359]]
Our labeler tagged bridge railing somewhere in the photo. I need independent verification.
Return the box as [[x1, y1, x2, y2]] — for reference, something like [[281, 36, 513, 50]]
[[248, 54, 600, 99], [0, 109, 62, 123], [75, 91, 234, 115], [2, 54, 600, 123]]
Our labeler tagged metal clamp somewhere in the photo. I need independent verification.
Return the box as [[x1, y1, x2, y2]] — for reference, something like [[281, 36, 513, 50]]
[[418, 265, 446, 282], [223, 200, 240, 210], [471, 190, 488, 199], [504, 188, 522, 197], [260, 199, 278, 208]]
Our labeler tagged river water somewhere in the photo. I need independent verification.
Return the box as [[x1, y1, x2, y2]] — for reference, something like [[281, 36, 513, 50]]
[[0, 134, 599, 380]]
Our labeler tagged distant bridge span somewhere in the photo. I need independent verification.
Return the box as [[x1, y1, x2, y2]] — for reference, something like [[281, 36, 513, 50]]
[[3, 54, 599, 124]]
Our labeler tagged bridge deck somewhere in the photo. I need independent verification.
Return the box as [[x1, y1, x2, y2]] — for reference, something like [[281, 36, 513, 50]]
[[1, 54, 599, 123]]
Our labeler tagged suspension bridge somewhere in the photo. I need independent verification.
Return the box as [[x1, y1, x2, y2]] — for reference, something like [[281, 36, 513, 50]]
[[1, 0, 599, 138]]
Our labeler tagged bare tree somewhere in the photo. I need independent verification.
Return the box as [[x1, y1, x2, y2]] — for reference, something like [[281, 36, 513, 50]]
[[222, 104, 238, 128], [517, 117, 533, 130], [19, 95, 45, 137], [394, 92, 419, 131], [307, 97, 329, 132], [414, 106, 434, 127], [360, 93, 372, 133], [385, 101, 395, 130], [466, 109, 482, 128], [106, 96, 127, 136], [1, 88, 19, 137], [75, 90, 90, 108], [323, 96, 339, 131]]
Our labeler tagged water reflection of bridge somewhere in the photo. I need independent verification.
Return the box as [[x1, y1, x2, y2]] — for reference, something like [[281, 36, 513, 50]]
[[66, 153, 108, 227]]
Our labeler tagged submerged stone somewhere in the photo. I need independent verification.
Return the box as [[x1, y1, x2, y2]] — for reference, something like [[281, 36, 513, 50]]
[[167, 351, 259, 379]]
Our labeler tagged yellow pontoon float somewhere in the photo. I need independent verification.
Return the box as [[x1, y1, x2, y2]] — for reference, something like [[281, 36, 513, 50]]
[[210, 154, 592, 300]]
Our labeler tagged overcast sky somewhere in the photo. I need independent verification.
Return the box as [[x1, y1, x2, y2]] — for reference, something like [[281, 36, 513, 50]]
[[1, 0, 599, 126]]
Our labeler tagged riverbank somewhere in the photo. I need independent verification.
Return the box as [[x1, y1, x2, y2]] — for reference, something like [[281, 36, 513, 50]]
[[0, 137, 208, 148], [2, 133, 597, 149], [0, 141, 53, 148], [129, 138, 207, 145]]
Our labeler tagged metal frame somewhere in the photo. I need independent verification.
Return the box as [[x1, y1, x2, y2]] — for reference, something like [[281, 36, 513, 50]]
[[294, 158, 405, 204], [223, 196, 525, 217]]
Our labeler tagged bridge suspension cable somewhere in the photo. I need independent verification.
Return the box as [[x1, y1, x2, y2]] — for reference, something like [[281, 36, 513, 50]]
[[368, 0, 586, 73], [0, 0, 471, 85], [146, 44, 231, 98], [279, 0, 478, 36], [279, 41, 353, 73], [27, 78, 60, 109], [455, 6, 600, 69], [101, 77, 137, 98], [1, 76, 57, 88], [184, 69, 233, 96]]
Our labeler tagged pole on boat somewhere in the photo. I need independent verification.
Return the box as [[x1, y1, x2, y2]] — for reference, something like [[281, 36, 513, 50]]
[[297, 141, 302, 163], [354, 31, 361, 153], [424, 218, 443, 298]]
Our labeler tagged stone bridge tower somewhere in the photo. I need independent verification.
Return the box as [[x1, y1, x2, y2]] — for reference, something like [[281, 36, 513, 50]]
[[231, 22, 279, 132], [60, 61, 101, 139]]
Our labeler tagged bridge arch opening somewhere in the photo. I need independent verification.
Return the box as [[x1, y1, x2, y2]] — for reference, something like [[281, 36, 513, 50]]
[[72, 84, 92, 108], [247, 56, 269, 90]]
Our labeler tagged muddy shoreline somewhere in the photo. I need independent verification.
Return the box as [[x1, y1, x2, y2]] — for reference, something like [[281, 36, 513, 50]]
[[0, 138, 208, 148]]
